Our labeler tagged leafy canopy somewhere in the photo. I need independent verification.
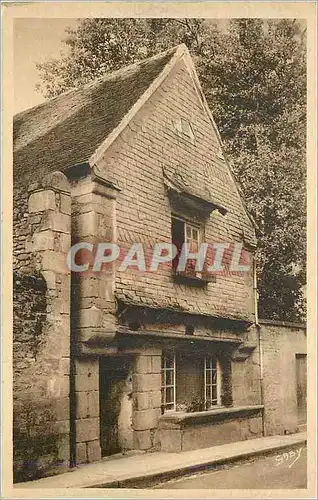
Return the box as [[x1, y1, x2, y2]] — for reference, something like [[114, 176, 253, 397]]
[[36, 18, 307, 321]]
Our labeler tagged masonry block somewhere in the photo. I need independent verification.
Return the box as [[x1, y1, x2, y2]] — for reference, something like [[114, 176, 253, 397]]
[[75, 358, 99, 376], [74, 212, 98, 238], [60, 194, 71, 215], [134, 355, 152, 374], [76, 442, 87, 464], [76, 392, 89, 419], [151, 356, 161, 374], [80, 277, 99, 298], [133, 408, 161, 431], [149, 390, 162, 409], [60, 357, 70, 375], [55, 397, 70, 421], [77, 306, 102, 329], [159, 429, 182, 453], [28, 190, 56, 213], [56, 233, 71, 254], [87, 440, 101, 463], [75, 372, 99, 392], [41, 250, 70, 275], [133, 392, 149, 411], [88, 391, 99, 417], [54, 419, 69, 436], [75, 417, 99, 443], [132, 373, 161, 392], [40, 211, 71, 234], [57, 435, 70, 462], [58, 376, 70, 398], [31, 230, 55, 251], [133, 430, 152, 450]]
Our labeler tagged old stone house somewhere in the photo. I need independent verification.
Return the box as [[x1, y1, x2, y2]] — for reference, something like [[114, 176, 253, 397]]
[[13, 44, 307, 481]]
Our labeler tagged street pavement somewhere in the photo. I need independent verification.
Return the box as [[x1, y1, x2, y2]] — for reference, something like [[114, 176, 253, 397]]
[[14, 432, 306, 489], [154, 445, 307, 489]]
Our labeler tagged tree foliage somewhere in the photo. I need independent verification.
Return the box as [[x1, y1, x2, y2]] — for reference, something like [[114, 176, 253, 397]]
[[36, 18, 307, 321]]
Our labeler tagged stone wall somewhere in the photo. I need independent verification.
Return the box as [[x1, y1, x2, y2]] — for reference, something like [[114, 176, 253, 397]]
[[159, 406, 263, 452], [132, 348, 162, 451], [13, 172, 71, 481], [260, 320, 307, 436], [74, 358, 101, 464], [231, 325, 262, 408]]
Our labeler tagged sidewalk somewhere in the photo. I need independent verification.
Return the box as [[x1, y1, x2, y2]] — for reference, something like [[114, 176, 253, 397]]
[[15, 432, 307, 489]]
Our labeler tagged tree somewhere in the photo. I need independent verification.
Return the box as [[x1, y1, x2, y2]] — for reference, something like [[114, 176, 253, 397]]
[[35, 18, 307, 321]]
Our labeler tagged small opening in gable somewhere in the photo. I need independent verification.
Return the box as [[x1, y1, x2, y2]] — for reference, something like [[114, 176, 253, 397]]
[[173, 118, 195, 143]]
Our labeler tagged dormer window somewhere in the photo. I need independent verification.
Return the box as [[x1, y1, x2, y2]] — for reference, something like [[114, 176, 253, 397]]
[[173, 118, 195, 143]]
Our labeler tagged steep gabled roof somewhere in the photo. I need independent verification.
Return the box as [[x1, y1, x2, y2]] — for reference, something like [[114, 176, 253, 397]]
[[13, 46, 179, 183]]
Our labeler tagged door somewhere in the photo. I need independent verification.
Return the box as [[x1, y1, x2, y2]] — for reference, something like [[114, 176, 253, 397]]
[[295, 354, 307, 424], [99, 357, 132, 456]]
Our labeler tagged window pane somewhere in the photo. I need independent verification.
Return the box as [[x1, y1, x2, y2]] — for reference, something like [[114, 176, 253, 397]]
[[212, 370, 217, 384], [212, 385, 218, 402], [206, 385, 212, 401], [165, 356, 174, 369], [166, 370, 173, 386], [166, 387, 174, 404], [166, 402, 174, 411]]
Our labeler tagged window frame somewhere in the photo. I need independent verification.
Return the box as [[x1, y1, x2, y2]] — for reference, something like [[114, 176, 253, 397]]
[[171, 214, 204, 279], [161, 352, 176, 412], [204, 356, 222, 409]]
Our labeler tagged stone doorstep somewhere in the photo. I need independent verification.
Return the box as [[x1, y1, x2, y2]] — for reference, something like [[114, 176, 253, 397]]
[[14, 432, 307, 490]]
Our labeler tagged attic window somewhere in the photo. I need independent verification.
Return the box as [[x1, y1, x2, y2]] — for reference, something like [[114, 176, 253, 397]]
[[173, 118, 195, 143], [171, 215, 216, 285]]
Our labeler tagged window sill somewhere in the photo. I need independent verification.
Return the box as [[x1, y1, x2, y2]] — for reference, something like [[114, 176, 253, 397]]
[[159, 405, 264, 427]]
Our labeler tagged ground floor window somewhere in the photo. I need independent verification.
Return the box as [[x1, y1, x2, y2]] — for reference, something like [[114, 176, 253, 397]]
[[204, 356, 221, 409], [161, 352, 176, 411], [161, 351, 223, 413]]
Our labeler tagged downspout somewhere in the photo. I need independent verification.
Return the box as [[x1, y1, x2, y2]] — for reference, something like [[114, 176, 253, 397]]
[[69, 292, 76, 468], [253, 255, 265, 436], [69, 272, 77, 468]]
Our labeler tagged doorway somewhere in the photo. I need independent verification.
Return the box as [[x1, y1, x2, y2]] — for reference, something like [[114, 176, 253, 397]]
[[99, 356, 133, 456], [295, 354, 307, 425]]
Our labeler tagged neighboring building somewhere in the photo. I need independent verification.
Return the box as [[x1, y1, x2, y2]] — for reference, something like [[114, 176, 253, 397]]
[[13, 45, 307, 481]]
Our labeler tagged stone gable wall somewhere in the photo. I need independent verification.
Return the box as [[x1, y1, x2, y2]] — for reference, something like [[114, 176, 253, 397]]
[[95, 58, 256, 323]]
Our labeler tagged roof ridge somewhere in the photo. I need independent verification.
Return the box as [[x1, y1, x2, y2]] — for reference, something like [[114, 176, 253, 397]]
[[87, 44, 183, 86]]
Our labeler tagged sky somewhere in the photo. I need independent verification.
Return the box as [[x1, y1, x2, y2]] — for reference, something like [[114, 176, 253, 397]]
[[14, 18, 79, 114]]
